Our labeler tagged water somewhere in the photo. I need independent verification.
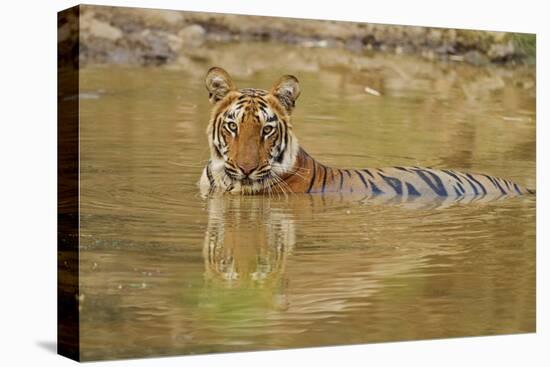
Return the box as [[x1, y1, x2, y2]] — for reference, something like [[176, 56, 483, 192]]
[[77, 43, 535, 360]]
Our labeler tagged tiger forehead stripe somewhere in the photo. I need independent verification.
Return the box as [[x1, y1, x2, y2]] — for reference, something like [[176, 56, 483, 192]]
[[239, 88, 268, 96], [231, 93, 278, 123]]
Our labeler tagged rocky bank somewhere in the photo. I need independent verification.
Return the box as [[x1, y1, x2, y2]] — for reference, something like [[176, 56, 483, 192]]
[[59, 5, 535, 68]]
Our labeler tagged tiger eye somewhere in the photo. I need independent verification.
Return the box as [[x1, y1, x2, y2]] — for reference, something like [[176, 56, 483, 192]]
[[227, 122, 237, 131], [262, 125, 273, 135]]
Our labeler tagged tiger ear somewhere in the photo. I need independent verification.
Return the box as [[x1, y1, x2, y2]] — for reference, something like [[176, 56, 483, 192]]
[[271, 75, 301, 113], [205, 67, 236, 104]]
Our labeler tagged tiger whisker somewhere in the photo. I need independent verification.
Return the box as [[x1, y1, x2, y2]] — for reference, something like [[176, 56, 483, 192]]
[[266, 178, 274, 199], [269, 172, 292, 197], [271, 178, 283, 198], [269, 173, 283, 198], [286, 170, 308, 180]]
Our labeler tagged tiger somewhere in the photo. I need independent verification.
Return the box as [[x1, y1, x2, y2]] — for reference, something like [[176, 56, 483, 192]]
[[199, 67, 534, 199]]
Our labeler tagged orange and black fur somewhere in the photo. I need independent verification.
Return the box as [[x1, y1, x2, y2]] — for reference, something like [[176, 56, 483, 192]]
[[199, 67, 532, 198]]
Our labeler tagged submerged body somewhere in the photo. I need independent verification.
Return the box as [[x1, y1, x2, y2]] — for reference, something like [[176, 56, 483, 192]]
[[199, 67, 531, 198]]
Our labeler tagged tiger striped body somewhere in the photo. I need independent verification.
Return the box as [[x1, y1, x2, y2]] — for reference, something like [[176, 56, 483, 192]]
[[199, 67, 531, 198], [271, 148, 527, 196], [202, 147, 527, 197]]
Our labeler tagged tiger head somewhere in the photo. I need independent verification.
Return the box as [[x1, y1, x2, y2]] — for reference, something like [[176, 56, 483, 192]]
[[205, 67, 301, 194]]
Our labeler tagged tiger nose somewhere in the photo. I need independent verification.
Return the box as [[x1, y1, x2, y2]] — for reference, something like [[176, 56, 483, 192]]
[[238, 163, 258, 176]]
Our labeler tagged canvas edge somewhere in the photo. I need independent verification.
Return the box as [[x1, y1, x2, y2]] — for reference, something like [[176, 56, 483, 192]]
[[57, 4, 81, 362]]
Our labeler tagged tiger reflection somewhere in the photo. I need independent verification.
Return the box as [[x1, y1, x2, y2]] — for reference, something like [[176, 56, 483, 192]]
[[202, 194, 295, 286], [200, 190, 532, 319], [202, 191, 519, 287]]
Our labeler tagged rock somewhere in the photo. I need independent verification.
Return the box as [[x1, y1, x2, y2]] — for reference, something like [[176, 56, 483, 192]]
[[137, 30, 175, 64], [165, 33, 183, 52], [434, 44, 455, 55], [86, 19, 123, 41], [364, 86, 381, 96], [178, 24, 206, 46], [463, 50, 489, 66], [427, 29, 442, 44], [143, 9, 184, 25], [345, 37, 364, 52], [300, 39, 329, 48], [488, 42, 515, 61]]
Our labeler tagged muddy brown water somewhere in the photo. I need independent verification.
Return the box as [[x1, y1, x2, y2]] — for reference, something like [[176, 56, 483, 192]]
[[77, 43, 535, 360]]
